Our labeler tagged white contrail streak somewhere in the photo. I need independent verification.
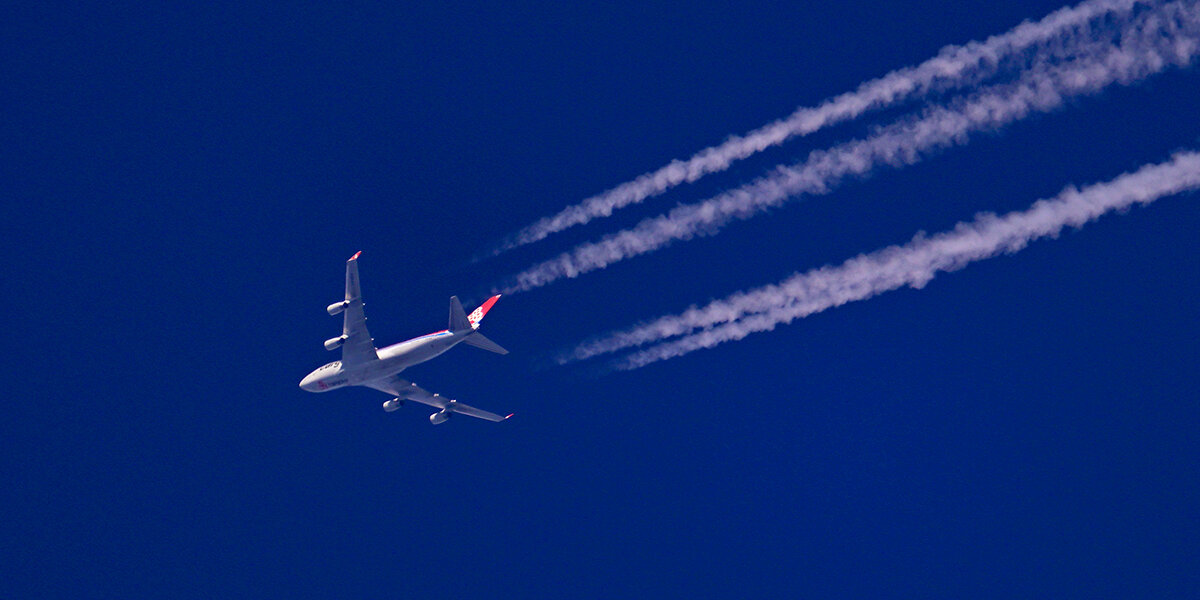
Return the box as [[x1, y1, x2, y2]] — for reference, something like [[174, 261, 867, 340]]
[[497, 0, 1146, 252], [593, 150, 1200, 370], [502, 2, 1200, 293]]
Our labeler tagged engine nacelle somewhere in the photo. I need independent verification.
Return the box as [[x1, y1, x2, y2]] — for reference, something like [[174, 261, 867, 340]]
[[324, 335, 348, 351], [382, 398, 404, 412], [327, 300, 350, 316], [429, 409, 452, 425]]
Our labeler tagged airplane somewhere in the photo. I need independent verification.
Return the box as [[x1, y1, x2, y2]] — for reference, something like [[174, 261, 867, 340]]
[[299, 251, 513, 425]]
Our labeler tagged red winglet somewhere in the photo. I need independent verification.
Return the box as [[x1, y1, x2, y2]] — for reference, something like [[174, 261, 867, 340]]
[[349, 251, 362, 261], [504, 413, 515, 420]]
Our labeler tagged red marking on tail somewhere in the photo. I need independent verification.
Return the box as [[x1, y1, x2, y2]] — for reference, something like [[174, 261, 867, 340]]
[[468, 294, 502, 327]]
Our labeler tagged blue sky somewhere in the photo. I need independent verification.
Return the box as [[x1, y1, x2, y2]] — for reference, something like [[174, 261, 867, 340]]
[[4, 1, 1198, 597]]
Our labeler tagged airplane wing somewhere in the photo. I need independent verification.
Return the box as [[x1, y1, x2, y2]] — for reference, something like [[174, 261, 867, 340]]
[[445, 401, 511, 422], [364, 375, 511, 422], [339, 251, 379, 366]]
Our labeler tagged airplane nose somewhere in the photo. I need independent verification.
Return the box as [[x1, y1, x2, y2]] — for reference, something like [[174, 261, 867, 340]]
[[299, 373, 314, 391]]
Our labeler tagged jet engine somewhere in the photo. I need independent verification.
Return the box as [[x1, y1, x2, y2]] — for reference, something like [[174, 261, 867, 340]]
[[429, 409, 452, 425], [382, 398, 403, 412], [324, 335, 348, 351], [327, 300, 350, 315]]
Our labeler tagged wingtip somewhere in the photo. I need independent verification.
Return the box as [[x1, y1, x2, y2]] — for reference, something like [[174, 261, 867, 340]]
[[504, 413, 515, 420], [349, 250, 362, 261]]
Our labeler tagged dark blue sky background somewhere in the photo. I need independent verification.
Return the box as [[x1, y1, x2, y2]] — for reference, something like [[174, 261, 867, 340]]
[[3, 1, 1198, 597]]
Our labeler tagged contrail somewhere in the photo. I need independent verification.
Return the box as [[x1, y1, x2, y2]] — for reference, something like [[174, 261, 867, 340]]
[[501, 1, 1200, 294], [591, 150, 1200, 370], [495, 0, 1146, 253]]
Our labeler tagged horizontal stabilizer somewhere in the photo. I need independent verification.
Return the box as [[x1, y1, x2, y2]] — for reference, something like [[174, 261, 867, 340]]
[[449, 296, 471, 331], [462, 332, 508, 355]]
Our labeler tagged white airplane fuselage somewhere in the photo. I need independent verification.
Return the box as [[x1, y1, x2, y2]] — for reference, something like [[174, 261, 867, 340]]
[[299, 252, 510, 424], [299, 329, 467, 393]]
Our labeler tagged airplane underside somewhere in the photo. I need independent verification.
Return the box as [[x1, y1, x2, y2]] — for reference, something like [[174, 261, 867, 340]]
[[299, 252, 512, 424]]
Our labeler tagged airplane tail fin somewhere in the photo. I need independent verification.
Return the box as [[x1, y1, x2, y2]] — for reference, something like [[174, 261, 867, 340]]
[[466, 294, 501, 330], [450, 294, 508, 354], [450, 295, 502, 331], [461, 332, 509, 355]]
